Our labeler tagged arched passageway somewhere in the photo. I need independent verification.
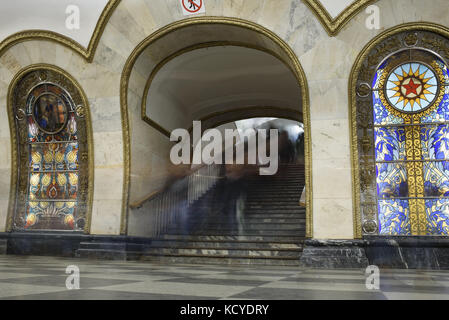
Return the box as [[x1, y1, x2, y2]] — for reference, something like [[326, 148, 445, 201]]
[[122, 18, 311, 265]]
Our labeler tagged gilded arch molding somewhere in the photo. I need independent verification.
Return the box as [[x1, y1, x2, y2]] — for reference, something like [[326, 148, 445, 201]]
[[0, 0, 121, 62], [302, 0, 377, 36], [6, 64, 95, 233], [121, 16, 313, 237], [349, 22, 449, 238]]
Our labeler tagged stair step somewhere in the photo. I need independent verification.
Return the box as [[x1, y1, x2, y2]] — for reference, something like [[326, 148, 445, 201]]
[[158, 234, 305, 242], [168, 225, 304, 231], [166, 230, 306, 236], [149, 240, 303, 250], [244, 210, 304, 214], [239, 214, 305, 219], [141, 254, 301, 266], [78, 242, 144, 251], [144, 248, 301, 258], [140, 162, 307, 266], [77, 249, 128, 260], [246, 205, 303, 209], [183, 218, 306, 224]]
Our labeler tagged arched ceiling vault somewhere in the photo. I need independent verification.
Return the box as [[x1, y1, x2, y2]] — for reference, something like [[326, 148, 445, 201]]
[[145, 45, 302, 135]]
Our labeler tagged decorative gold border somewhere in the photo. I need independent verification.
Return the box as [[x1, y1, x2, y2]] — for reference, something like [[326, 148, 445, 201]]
[[302, 0, 377, 36], [6, 64, 95, 234], [0, 0, 121, 62], [141, 41, 303, 137], [349, 22, 449, 239], [121, 16, 313, 238]]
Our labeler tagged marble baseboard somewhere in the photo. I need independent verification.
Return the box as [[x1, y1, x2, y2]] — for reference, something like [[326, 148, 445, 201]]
[[364, 237, 449, 270], [0, 239, 6, 255], [299, 240, 369, 269], [299, 238, 449, 270], [0, 232, 150, 258]]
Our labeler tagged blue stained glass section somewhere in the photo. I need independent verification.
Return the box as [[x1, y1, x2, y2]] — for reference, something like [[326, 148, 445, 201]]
[[422, 161, 449, 197], [421, 93, 449, 123], [375, 127, 406, 161], [376, 163, 408, 199], [378, 199, 411, 235], [436, 59, 449, 86], [425, 199, 449, 235], [421, 125, 449, 160], [373, 91, 404, 125]]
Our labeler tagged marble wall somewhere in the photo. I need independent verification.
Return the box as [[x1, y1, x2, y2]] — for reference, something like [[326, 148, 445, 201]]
[[0, 0, 448, 239]]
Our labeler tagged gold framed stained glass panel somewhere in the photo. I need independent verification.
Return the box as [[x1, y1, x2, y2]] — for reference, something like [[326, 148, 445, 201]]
[[10, 67, 91, 232], [354, 29, 449, 237]]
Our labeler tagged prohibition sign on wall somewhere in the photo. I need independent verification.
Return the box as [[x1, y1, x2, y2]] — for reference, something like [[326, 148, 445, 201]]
[[181, 0, 205, 15]]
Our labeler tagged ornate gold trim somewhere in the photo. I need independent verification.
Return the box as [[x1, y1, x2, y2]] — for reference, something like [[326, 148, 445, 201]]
[[302, 0, 377, 36], [6, 64, 94, 234], [141, 41, 303, 137], [0, 0, 121, 62], [349, 22, 449, 239], [121, 16, 313, 238]]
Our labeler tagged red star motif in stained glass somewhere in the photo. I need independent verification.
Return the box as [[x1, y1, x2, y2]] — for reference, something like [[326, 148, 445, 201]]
[[402, 79, 421, 96]]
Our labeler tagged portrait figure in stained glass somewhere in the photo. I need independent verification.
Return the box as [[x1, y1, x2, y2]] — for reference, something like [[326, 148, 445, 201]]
[[33, 94, 68, 134]]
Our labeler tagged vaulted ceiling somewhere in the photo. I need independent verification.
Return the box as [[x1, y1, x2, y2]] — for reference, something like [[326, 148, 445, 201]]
[[0, 0, 361, 45]]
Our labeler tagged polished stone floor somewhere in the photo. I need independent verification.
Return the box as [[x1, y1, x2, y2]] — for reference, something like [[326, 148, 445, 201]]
[[0, 255, 448, 300]]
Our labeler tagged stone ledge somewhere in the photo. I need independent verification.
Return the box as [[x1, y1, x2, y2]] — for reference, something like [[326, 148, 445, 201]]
[[299, 241, 369, 269], [0, 239, 6, 255], [364, 237, 449, 270]]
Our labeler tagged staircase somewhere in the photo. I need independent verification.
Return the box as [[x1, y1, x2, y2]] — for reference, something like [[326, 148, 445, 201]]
[[142, 164, 306, 266]]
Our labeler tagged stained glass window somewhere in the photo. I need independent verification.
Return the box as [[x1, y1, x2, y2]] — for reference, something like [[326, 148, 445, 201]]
[[11, 69, 90, 232], [373, 49, 449, 236], [24, 83, 80, 231]]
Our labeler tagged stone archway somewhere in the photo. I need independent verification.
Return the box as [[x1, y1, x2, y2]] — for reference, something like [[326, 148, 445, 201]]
[[121, 17, 313, 237]]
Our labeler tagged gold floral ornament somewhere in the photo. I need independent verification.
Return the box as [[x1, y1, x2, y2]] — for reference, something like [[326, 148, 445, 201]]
[[31, 151, 42, 164], [64, 214, 75, 228], [55, 151, 65, 163], [66, 201, 76, 209], [40, 201, 49, 209], [44, 151, 54, 163], [29, 201, 38, 208], [67, 150, 78, 163], [57, 173, 67, 186], [25, 214, 37, 228], [69, 173, 78, 186], [30, 174, 40, 187], [55, 202, 65, 209], [75, 105, 85, 118], [41, 174, 51, 187]]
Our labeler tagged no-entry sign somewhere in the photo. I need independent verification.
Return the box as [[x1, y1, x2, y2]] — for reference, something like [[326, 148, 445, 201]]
[[181, 0, 205, 16]]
